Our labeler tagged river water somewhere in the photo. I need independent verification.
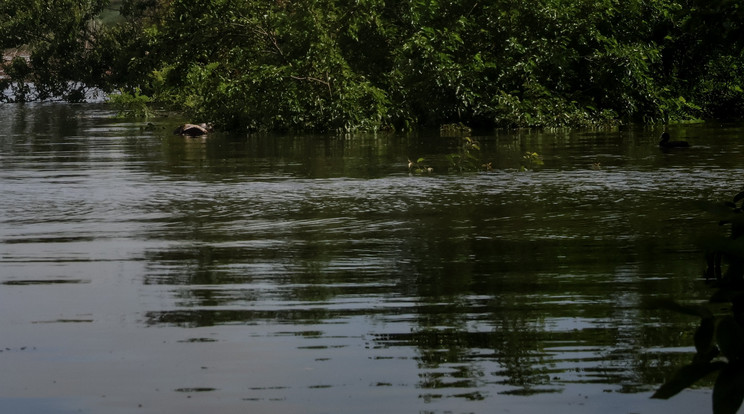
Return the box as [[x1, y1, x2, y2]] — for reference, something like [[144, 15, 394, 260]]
[[1, 103, 741, 413]]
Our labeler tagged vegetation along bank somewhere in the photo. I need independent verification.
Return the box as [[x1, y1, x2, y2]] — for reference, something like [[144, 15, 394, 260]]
[[1, 0, 743, 132]]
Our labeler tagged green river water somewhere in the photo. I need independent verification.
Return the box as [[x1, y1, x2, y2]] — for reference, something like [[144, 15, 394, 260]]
[[1, 103, 743, 413]]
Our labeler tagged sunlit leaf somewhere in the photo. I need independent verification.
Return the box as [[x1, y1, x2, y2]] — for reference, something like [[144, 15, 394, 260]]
[[713, 365, 744, 414], [653, 362, 725, 399]]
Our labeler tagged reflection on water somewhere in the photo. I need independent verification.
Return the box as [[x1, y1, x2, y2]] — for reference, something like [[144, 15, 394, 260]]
[[0, 103, 742, 413]]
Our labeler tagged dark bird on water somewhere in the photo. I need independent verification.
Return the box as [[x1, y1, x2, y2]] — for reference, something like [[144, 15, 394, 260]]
[[174, 123, 210, 136], [658, 132, 689, 148]]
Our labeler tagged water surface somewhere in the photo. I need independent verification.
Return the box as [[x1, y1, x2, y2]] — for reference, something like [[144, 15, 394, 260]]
[[1, 103, 742, 413]]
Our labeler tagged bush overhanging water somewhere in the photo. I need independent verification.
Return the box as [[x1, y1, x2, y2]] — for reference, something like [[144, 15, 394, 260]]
[[2, 0, 744, 131]]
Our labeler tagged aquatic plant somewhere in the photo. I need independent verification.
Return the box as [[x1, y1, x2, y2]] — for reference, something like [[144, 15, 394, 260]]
[[520, 152, 544, 171], [653, 189, 744, 414], [446, 137, 485, 172], [408, 157, 433, 174]]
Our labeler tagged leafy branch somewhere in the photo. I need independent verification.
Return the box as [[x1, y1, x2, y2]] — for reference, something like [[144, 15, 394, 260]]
[[653, 189, 744, 414]]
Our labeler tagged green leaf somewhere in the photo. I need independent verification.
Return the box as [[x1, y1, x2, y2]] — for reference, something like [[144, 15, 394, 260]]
[[717, 316, 744, 361], [713, 364, 744, 414], [652, 362, 725, 399]]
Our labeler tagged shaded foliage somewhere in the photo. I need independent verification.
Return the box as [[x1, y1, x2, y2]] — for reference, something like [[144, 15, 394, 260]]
[[2, 0, 744, 131], [653, 189, 744, 414], [0, 0, 110, 101]]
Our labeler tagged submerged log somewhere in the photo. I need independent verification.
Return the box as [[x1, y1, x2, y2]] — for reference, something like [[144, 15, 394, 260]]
[[174, 123, 210, 136]]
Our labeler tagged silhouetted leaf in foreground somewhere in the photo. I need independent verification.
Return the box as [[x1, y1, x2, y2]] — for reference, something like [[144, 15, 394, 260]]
[[652, 362, 725, 400]]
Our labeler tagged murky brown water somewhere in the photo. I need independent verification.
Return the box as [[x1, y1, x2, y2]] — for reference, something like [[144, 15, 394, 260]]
[[1, 103, 741, 413]]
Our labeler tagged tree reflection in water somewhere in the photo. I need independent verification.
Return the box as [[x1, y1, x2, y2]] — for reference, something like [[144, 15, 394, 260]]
[[3, 104, 739, 412]]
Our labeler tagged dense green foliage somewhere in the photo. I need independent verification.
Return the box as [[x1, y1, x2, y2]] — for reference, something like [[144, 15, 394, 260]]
[[2, 0, 743, 131], [0, 0, 110, 101]]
